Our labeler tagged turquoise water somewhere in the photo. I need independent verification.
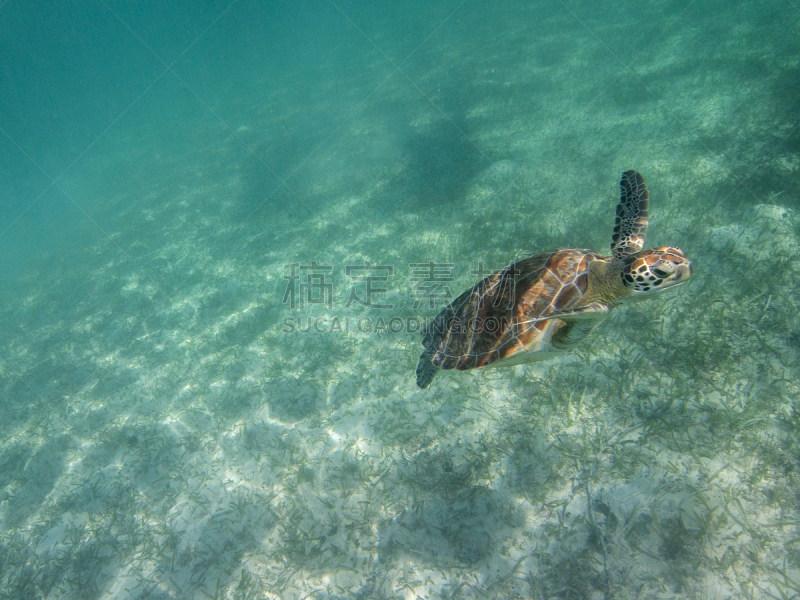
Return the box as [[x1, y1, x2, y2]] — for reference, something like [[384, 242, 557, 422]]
[[1, 0, 799, 598]]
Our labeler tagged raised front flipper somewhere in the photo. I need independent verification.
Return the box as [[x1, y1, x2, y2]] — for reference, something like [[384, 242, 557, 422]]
[[611, 170, 649, 259]]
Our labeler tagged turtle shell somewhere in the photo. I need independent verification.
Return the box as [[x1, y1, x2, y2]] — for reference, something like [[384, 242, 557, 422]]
[[421, 249, 603, 371]]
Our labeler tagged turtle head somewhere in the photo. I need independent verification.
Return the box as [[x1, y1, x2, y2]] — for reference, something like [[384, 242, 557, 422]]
[[621, 247, 691, 295]]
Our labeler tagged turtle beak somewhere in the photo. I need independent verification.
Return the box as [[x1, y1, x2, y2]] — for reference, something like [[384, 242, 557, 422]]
[[675, 261, 691, 283]]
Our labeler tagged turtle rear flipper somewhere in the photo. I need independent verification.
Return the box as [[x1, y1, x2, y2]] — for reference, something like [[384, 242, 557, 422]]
[[416, 352, 438, 389]]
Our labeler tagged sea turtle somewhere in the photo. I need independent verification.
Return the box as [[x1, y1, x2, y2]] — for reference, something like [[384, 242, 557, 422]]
[[415, 170, 692, 389]]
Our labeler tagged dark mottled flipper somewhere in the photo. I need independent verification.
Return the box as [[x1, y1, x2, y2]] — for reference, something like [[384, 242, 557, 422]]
[[611, 170, 649, 259], [416, 352, 438, 389]]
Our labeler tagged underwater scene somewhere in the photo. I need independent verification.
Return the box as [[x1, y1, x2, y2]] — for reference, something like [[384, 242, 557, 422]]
[[1, 0, 799, 598]]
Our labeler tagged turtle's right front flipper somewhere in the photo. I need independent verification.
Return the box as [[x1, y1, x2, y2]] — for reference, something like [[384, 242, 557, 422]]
[[526, 303, 609, 350]]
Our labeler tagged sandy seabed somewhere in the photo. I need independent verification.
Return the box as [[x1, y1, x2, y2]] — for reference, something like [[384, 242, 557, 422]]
[[2, 0, 800, 598]]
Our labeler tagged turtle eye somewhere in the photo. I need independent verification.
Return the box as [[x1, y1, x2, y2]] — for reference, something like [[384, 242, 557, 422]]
[[652, 267, 670, 278]]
